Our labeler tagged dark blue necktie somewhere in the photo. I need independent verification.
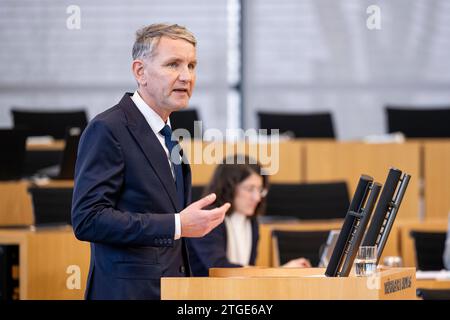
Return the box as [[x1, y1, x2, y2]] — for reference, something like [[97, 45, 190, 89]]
[[160, 124, 185, 208]]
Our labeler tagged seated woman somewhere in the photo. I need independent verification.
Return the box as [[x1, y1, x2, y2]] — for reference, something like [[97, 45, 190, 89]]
[[187, 155, 311, 276]]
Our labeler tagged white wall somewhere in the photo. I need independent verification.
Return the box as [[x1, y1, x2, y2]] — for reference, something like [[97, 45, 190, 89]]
[[2, 0, 450, 139], [243, 0, 450, 139], [0, 0, 229, 131]]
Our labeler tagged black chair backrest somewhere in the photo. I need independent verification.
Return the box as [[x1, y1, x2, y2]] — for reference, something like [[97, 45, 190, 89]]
[[11, 109, 88, 139], [0, 129, 27, 180], [272, 230, 330, 267], [28, 187, 73, 226], [386, 106, 450, 138], [170, 109, 200, 139], [258, 111, 335, 138], [58, 127, 82, 180], [265, 182, 350, 220], [410, 231, 446, 271], [23, 150, 61, 177], [416, 288, 450, 300]]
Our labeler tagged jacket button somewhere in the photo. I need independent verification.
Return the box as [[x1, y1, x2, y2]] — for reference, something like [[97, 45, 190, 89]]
[[179, 266, 185, 274]]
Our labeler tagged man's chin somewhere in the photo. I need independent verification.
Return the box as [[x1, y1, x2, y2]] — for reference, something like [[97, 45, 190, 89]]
[[171, 102, 190, 112]]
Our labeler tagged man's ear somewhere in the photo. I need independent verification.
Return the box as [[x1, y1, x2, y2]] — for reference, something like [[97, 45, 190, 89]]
[[132, 59, 146, 86]]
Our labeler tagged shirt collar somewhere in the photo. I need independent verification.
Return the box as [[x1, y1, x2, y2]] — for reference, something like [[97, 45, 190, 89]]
[[131, 90, 171, 135], [227, 211, 249, 223]]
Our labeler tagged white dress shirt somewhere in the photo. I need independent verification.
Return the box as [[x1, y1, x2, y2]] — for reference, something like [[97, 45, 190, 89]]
[[224, 212, 253, 266], [131, 90, 182, 240]]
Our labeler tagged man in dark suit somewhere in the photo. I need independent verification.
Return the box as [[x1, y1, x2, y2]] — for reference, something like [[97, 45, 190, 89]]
[[71, 23, 230, 300]]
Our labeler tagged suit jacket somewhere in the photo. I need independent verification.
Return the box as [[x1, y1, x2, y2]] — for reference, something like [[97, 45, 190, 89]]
[[186, 217, 259, 276], [71, 93, 192, 300]]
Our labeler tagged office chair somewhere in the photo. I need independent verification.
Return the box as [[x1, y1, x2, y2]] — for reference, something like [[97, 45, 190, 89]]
[[264, 182, 350, 220], [416, 288, 450, 300], [410, 231, 447, 271], [38, 127, 81, 180], [272, 230, 330, 267], [57, 127, 81, 179], [0, 129, 27, 180], [28, 186, 73, 226], [23, 149, 62, 177], [170, 108, 201, 139], [386, 106, 450, 138], [257, 111, 335, 138], [21, 124, 82, 177], [11, 108, 88, 139]]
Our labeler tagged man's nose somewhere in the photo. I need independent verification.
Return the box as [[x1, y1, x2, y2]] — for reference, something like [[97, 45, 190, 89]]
[[178, 65, 192, 82]]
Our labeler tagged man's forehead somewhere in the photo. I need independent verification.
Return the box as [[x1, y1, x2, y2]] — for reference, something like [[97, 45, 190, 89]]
[[152, 36, 196, 58]]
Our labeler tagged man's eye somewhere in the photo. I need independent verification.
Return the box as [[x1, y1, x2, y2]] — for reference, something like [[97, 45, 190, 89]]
[[188, 64, 196, 70], [167, 62, 178, 68]]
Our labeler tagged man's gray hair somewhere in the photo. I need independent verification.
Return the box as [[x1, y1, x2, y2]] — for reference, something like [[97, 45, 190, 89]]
[[132, 23, 197, 60]]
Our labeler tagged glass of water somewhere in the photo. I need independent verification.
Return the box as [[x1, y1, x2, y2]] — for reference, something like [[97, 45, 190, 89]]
[[383, 256, 403, 268], [354, 246, 377, 277]]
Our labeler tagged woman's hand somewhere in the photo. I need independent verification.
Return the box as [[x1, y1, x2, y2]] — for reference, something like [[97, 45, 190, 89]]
[[282, 258, 312, 268]]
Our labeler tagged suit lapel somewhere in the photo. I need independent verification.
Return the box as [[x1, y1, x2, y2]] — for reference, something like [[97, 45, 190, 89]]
[[119, 93, 181, 212]]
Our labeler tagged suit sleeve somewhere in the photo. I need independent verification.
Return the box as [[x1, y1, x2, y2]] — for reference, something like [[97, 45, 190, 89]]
[[71, 119, 175, 247], [187, 223, 241, 270]]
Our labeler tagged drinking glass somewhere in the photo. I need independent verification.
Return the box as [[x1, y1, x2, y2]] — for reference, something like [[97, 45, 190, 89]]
[[383, 256, 403, 268], [354, 246, 377, 277]]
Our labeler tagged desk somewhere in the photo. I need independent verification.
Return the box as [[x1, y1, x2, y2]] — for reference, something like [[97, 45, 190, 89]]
[[32, 179, 74, 188], [0, 181, 33, 226], [181, 140, 303, 185], [423, 141, 450, 220], [162, 267, 416, 300], [24, 140, 65, 176], [256, 221, 343, 267], [397, 219, 448, 268], [256, 220, 400, 267], [417, 279, 450, 290], [304, 141, 421, 220], [26, 140, 65, 151], [18, 138, 450, 221], [0, 180, 74, 227], [0, 227, 89, 299]]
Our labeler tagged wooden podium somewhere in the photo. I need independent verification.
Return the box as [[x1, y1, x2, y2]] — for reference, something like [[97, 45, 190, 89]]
[[161, 267, 416, 300]]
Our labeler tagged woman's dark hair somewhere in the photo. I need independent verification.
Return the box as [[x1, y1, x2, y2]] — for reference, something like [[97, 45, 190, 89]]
[[203, 154, 269, 216]]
